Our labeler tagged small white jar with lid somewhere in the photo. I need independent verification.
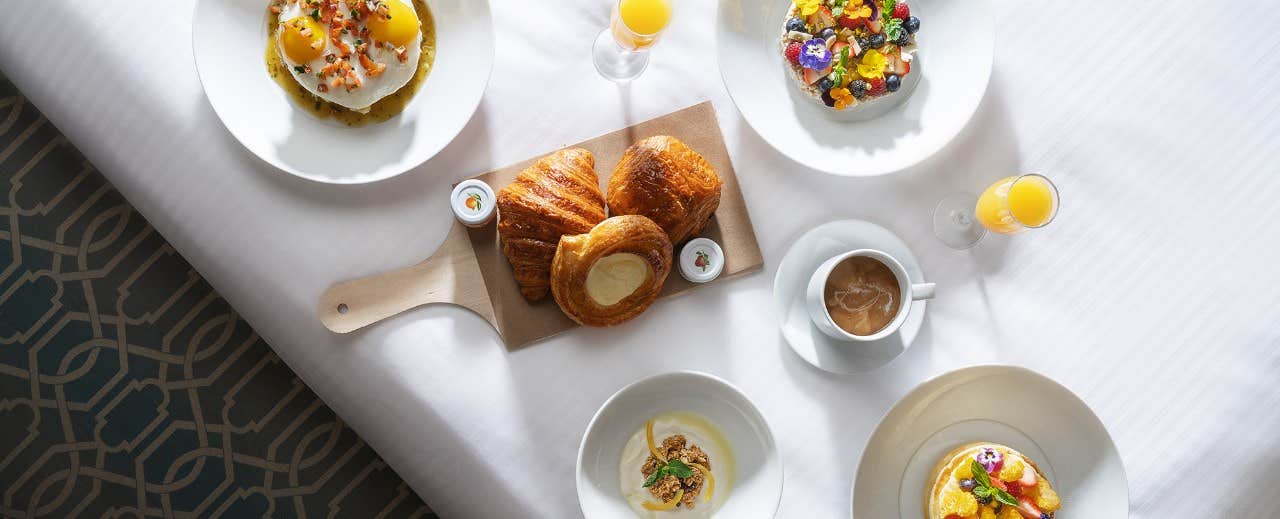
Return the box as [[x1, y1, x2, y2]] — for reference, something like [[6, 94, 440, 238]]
[[679, 238, 725, 283], [450, 179, 496, 228]]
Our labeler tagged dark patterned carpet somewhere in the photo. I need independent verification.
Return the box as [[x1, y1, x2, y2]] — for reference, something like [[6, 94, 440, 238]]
[[0, 77, 436, 518]]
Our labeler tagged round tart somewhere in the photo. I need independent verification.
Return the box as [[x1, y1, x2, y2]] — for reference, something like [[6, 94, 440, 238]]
[[926, 442, 1062, 519]]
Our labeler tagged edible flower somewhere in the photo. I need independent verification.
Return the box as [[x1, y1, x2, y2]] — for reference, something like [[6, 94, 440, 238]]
[[793, 0, 822, 16], [975, 447, 1004, 474], [845, 4, 872, 19], [830, 87, 855, 110], [856, 48, 886, 79], [798, 38, 833, 70]]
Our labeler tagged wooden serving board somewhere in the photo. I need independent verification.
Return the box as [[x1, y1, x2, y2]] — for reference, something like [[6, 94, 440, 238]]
[[318, 102, 763, 348]]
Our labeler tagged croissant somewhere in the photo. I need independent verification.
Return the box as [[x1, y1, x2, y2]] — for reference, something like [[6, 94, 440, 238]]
[[550, 215, 673, 327], [606, 136, 723, 244], [497, 148, 606, 302]]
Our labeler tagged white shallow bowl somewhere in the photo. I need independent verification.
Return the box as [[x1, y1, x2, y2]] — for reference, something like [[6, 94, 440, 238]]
[[193, 0, 493, 183], [852, 365, 1128, 518], [577, 371, 783, 519], [716, 0, 993, 176]]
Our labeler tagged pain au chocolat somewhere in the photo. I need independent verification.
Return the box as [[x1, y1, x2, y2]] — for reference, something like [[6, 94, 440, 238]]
[[606, 136, 723, 245]]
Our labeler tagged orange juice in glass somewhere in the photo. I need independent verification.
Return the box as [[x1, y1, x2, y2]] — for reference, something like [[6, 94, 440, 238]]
[[593, 0, 672, 80], [934, 174, 1060, 249]]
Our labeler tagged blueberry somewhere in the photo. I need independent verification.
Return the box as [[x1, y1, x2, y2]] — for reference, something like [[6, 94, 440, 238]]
[[904, 16, 921, 34], [849, 79, 869, 98], [821, 91, 836, 107], [868, 33, 886, 48], [959, 479, 976, 492], [856, 37, 871, 54], [885, 74, 901, 92], [976, 495, 992, 505], [819, 27, 837, 40], [786, 17, 807, 33], [817, 77, 835, 93]]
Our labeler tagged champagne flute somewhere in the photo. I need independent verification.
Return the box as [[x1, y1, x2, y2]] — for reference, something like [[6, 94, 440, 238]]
[[592, 0, 672, 81], [933, 174, 1060, 249]]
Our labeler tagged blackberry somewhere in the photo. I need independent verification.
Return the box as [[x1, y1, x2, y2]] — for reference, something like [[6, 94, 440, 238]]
[[904, 16, 921, 34], [895, 30, 912, 47], [821, 91, 837, 107], [786, 17, 807, 33], [885, 74, 901, 92], [849, 79, 869, 98], [869, 33, 886, 48]]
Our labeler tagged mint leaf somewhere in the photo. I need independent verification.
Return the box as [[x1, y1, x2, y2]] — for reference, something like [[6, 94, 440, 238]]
[[970, 460, 992, 487], [885, 18, 903, 41], [642, 467, 664, 488], [994, 488, 1019, 507], [972, 486, 992, 499], [666, 459, 694, 479]]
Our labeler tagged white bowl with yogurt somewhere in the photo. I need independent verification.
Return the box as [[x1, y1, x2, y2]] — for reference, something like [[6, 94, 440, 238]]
[[577, 371, 782, 519]]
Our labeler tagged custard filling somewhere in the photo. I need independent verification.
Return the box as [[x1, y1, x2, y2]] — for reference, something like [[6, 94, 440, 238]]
[[585, 253, 650, 306]]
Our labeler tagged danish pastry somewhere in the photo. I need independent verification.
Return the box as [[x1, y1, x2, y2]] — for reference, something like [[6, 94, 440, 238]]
[[550, 215, 673, 327]]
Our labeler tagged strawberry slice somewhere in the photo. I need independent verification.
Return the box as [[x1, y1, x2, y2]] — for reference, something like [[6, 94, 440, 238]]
[[1016, 496, 1047, 519], [1018, 465, 1038, 488], [803, 64, 832, 85], [867, 17, 883, 34]]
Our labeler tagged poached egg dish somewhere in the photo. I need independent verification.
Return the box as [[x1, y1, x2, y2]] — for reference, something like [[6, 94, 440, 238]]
[[271, 0, 422, 111]]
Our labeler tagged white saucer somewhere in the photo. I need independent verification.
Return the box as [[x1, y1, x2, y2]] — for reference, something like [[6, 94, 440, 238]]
[[193, 0, 494, 183], [852, 365, 1129, 518], [772, 219, 926, 374], [577, 371, 783, 519], [716, 0, 994, 176]]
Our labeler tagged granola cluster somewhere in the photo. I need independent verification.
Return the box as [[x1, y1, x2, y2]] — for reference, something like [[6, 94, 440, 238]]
[[640, 435, 711, 509]]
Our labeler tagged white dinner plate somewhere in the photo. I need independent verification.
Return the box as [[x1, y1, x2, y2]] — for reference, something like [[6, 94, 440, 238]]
[[773, 219, 927, 374], [852, 365, 1129, 518], [716, 0, 993, 176], [577, 371, 783, 519], [193, 0, 493, 183]]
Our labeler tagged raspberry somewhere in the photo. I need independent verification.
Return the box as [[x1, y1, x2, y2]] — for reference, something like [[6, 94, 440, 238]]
[[868, 77, 886, 96], [892, 2, 910, 19], [785, 41, 803, 66]]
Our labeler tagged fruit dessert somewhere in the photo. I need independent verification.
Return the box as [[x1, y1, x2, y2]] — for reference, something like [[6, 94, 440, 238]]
[[926, 443, 1062, 519], [780, 0, 920, 111]]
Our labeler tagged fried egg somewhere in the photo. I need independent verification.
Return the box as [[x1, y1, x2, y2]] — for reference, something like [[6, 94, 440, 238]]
[[275, 0, 422, 111]]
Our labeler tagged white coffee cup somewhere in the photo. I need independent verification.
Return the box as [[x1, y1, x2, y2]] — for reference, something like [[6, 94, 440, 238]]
[[805, 249, 936, 342]]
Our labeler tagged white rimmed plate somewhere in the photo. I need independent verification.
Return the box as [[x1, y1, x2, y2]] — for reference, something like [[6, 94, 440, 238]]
[[577, 371, 783, 518], [852, 365, 1128, 518], [716, 0, 993, 176], [193, 0, 493, 183]]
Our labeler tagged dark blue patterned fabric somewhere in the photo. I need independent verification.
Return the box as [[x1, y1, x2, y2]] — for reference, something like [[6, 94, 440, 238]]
[[0, 77, 436, 518]]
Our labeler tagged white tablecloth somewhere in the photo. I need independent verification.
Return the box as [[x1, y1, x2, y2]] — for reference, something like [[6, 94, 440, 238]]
[[4, 1, 1278, 517]]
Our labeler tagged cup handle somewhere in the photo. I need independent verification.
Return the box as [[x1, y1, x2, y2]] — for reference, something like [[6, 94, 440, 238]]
[[910, 282, 936, 301]]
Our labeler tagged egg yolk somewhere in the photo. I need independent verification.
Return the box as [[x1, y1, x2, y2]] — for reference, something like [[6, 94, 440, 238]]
[[367, 0, 419, 45], [279, 16, 325, 63]]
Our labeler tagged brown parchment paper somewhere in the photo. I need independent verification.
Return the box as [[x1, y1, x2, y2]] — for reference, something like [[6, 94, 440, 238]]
[[465, 101, 763, 349]]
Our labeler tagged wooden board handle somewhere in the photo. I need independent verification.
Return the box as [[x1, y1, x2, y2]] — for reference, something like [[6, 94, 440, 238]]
[[318, 223, 496, 333]]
